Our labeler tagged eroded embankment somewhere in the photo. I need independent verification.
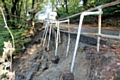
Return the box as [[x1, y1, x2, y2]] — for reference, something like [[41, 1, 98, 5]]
[[13, 29, 120, 80]]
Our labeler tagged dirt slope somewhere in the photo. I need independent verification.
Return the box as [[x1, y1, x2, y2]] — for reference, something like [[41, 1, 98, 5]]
[[13, 23, 120, 80]]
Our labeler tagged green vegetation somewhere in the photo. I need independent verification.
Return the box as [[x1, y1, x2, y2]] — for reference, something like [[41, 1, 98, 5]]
[[0, 0, 43, 55], [0, 0, 120, 55], [55, 0, 120, 17], [0, 0, 120, 79], [54, 0, 120, 26]]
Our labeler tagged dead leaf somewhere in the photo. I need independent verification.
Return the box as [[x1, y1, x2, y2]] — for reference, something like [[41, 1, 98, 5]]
[[4, 41, 12, 48], [7, 71, 15, 80]]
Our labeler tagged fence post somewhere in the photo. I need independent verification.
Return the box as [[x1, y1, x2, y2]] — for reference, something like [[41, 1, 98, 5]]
[[97, 8, 102, 52]]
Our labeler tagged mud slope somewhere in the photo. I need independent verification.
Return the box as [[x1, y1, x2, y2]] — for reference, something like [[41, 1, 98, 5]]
[[13, 26, 120, 80]]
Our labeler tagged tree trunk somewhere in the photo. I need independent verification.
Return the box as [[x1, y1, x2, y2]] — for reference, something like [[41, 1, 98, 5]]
[[32, 0, 35, 9], [11, 0, 20, 15], [1, 0, 10, 20], [64, 0, 68, 13], [83, 0, 88, 7]]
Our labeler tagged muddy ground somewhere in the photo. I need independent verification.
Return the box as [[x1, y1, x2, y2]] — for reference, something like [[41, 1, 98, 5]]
[[13, 23, 120, 80]]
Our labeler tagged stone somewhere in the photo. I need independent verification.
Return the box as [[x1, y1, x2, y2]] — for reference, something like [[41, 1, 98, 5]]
[[51, 56, 60, 64], [30, 62, 41, 71], [35, 68, 62, 80], [41, 63, 48, 71], [62, 71, 74, 80], [16, 74, 25, 80], [29, 54, 37, 62], [26, 72, 34, 80]]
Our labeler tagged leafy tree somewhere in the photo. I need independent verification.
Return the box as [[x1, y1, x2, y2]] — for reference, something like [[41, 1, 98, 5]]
[[0, 0, 44, 54]]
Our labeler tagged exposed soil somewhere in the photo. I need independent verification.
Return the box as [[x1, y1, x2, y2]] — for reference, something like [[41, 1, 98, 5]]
[[12, 22, 120, 80]]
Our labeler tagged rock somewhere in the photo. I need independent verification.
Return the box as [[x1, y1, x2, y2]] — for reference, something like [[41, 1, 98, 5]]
[[51, 56, 60, 64], [27, 62, 33, 65], [26, 72, 34, 80], [49, 63, 58, 68], [16, 74, 25, 80], [62, 71, 74, 80], [110, 44, 119, 49], [29, 54, 37, 62], [100, 56, 111, 67], [41, 63, 48, 71], [30, 62, 41, 71], [14, 29, 120, 80], [35, 68, 62, 80], [21, 70, 27, 74]]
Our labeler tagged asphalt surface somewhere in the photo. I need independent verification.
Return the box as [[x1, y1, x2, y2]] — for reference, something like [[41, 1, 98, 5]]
[[59, 24, 120, 36]]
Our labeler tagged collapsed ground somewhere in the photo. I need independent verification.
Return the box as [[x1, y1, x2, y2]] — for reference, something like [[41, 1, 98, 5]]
[[12, 22, 120, 80]]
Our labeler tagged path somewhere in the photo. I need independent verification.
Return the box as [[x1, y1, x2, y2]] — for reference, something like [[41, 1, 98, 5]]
[[59, 23, 120, 36]]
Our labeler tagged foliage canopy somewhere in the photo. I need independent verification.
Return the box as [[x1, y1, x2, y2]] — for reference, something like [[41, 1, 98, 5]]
[[0, 0, 120, 55]]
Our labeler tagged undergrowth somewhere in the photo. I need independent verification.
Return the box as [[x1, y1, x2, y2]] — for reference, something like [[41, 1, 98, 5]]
[[0, 7, 15, 80], [0, 11, 30, 56]]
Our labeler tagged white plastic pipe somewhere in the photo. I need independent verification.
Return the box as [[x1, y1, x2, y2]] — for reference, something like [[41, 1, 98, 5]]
[[42, 19, 57, 47], [42, 20, 48, 44], [99, 34, 120, 39], [58, 19, 70, 44], [83, 11, 102, 16], [58, 19, 69, 43], [54, 19, 70, 56], [43, 21, 49, 46], [59, 19, 69, 23], [71, 13, 84, 73], [97, 9, 102, 52], [66, 19, 70, 57], [55, 21, 60, 56], [81, 32, 120, 39], [71, 10, 102, 73], [47, 22, 52, 48]]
